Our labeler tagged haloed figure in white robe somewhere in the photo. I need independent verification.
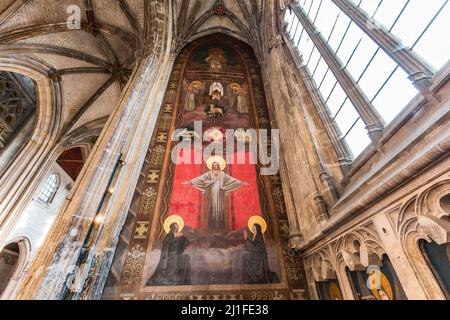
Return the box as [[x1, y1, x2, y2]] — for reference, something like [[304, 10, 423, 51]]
[[185, 162, 248, 231]]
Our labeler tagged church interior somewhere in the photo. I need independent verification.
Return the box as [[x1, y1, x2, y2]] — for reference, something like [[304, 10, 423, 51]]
[[0, 0, 449, 301]]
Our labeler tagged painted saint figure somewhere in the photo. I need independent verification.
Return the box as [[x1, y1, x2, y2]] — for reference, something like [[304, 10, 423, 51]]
[[229, 83, 249, 114], [378, 289, 391, 301], [184, 157, 248, 231], [242, 222, 279, 284], [183, 81, 204, 112], [205, 48, 227, 73], [146, 221, 190, 286]]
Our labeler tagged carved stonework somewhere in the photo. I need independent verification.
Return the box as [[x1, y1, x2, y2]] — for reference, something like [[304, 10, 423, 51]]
[[269, 34, 284, 51], [284, 247, 305, 281], [0, 72, 35, 149], [273, 187, 287, 217]]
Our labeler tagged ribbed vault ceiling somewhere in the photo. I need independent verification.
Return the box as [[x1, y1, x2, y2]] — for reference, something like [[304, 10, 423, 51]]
[[0, 0, 267, 135]]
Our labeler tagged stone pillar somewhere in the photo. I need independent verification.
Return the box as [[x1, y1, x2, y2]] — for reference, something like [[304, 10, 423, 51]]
[[14, 0, 174, 300], [278, 156, 303, 248], [372, 212, 428, 300], [263, 43, 330, 239]]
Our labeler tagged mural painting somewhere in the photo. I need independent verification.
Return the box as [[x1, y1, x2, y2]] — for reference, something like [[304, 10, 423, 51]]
[[103, 35, 307, 300]]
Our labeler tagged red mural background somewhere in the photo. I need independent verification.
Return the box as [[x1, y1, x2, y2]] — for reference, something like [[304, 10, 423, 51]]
[[169, 150, 261, 230]]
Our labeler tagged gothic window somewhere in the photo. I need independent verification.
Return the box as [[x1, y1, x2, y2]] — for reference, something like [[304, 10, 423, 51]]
[[345, 255, 407, 300], [38, 173, 60, 204], [316, 279, 344, 300], [0, 243, 20, 295], [0, 71, 36, 149], [285, 5, 371, 158], [284, 0, 449, 159], [353, 0, 450, 70], [419, 239, 450, 299]]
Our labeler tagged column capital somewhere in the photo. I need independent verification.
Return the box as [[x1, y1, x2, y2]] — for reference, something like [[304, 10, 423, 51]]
[[269, 34, 285, 51]]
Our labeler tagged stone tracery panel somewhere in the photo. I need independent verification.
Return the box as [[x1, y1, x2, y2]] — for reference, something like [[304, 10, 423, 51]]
[[0, 72, 35, 149], [303, 174, 450, 300]]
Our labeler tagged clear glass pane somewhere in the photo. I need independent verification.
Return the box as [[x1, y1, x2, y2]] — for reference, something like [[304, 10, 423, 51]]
[[327, 84, 347, 116], [345, 119, 371, 158], [371, 68, 418, 123], [307, 49, 322, 71], [336, 23, 365, 63], [358, 50, 396, 100], [334, 100, 360, 134], [412, 2, 450, 70], [327, 14, 352, 52], [308, 0, 322, 21], [390, 0, 446, 48], [315, 1, 341, 40], [312, 60, 329, 84], [346, 37, 379, 80]]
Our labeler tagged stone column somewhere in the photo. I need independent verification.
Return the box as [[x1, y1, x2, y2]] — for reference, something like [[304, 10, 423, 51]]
[[15, 0, 174, 300], [263, 42, 330, 240], [278, 156, 303, 248], [372, 212, 428, 300]]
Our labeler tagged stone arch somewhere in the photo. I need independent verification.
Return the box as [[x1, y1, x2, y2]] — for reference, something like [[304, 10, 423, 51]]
[[397, 180, 450, 300], [304, 246, 349, 300], [334, 251, 358, 300], [188, 28, 252, 47], [333, 226, 387, 300], [416, 180, 450, 219], [0, 237, 31, 300], [0, 55, 62, 248], [0, 117, 105, 300]]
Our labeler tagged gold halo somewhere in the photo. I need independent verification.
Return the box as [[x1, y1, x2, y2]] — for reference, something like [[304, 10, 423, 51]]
[[229, 82, 242, 91], [369, 271, 394, 300], [190, 81, 204, 90], [163, 215, 185, 234], [248, 216, 267, 234], [207, 156, 227, 171], [328, 282, 343, 300]]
